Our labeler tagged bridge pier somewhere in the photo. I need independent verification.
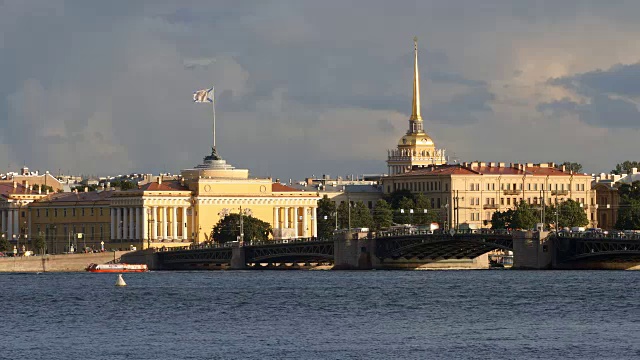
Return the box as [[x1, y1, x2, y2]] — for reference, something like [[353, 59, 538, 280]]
[[230, 243, 247, 270], [333, 231, 379, 270], [512, 230, 553, 269]]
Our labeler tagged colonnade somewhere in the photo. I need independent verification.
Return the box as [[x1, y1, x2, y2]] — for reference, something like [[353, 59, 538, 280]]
[[0, 208, 20, 241], [110, 206, 190, 242], [273, 206, 317, 238]]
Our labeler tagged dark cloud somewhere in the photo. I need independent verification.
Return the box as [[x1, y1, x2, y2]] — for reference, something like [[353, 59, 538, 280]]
[[2, 1, 640, 178], [543, 63, 640, 127], [430, 87, 496, 125]]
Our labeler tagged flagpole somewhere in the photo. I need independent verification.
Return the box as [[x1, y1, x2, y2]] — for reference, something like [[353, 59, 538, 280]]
[[212, 87, 216, 150]]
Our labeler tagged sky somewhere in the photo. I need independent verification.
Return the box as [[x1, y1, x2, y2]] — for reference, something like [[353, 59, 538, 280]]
[[2, 0, 640, 180]]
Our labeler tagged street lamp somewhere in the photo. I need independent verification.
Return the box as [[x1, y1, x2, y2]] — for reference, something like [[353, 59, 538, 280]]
[[146, 208, 153, 250]]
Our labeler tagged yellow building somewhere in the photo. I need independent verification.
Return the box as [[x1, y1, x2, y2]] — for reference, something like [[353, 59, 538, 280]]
[[381, 38, 595, 229], [105, 148, 320, 250], [29, 190, 113, 252], [381, 161, 596, 229], [1, 182, 48, 253]]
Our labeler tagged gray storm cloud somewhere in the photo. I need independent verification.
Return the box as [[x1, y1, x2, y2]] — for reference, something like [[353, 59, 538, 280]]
[[2, 0, 640, 178]]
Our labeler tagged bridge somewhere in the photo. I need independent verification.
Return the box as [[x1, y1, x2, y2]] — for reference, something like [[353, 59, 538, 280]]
[[553, 232, 640, 265], [137, 229, 640, 270], [156, 229, 514, 270]]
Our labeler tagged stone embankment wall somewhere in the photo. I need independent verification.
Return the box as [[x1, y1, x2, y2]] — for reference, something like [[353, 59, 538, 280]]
[[0, 251, 131, 272]]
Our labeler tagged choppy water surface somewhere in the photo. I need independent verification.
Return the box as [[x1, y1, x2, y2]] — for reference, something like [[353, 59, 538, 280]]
[[2, 270, 639, 359]]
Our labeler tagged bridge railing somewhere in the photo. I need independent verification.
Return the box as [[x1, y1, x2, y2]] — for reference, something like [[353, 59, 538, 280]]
[[374, 228, 512, 238], [555, 231, 640, 240], [159, 237, 330, 253]]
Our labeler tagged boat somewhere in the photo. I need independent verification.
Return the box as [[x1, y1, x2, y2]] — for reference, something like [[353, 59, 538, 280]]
[[86, 263, 148, 273]]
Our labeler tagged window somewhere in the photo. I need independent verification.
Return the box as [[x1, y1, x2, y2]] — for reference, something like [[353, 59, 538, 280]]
[[72, 208, 76, 216], [507, 198, 511, 205], [513, 183, 517, 190], [90, 208, 94, 216], [100, 225, 104, 240], [500, 198, 504, 205], [437, 198, 441, 208], [64, 209, 67, 217], [46, 209, 49, 217], [527, 197, 531, 203], [37, 209, 40, 218], [100, 208, 103, 216], [527, 184, 531, 191], [54, 209, 58, 217], [487, 183, 491, 191], [368, 201, 373, 209], [534, 184, 538, 191], [470, 184, 474, 191], [445, 184, 449, 191], [82, 208, 85, 216], [492, 184, 495, 191]]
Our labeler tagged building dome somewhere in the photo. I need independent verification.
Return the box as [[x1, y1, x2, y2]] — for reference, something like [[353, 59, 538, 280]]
[[398, 133, 435, 147]]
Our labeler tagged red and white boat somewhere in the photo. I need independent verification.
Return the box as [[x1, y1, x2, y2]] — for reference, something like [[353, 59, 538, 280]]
[[86, 263, 148, 273]]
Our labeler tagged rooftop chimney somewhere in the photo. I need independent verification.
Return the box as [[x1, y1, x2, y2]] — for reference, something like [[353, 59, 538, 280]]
[[158, 176, 162, 185]]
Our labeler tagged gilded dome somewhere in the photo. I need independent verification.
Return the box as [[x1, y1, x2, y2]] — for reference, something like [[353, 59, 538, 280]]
[[397, 133, 435, 147]]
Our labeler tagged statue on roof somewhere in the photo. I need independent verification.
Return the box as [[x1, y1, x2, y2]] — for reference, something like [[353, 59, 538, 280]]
[[204, 146, 221, 161]]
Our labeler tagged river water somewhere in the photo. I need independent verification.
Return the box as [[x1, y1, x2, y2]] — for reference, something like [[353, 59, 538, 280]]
[[2, 270, 639, 359]]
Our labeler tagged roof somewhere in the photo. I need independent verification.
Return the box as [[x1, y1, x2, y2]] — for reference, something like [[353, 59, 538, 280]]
[[392, 164, 590, 178], [272, 183, 299, 192], [34, 191, 113, 204], [0, 183, 40, 198], [139, 181, 189, 192]]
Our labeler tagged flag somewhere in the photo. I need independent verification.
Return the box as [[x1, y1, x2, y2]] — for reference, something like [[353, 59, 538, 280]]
[[193, 87, 213, 103]]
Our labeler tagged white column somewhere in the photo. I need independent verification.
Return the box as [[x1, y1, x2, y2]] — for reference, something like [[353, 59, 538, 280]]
[[152, 206, 158, 240], [13, 209, 18, 240], [172, 207, 178, 240], [142, 207, 148, 243], [116, 208, 121, 240], [312, 207, 318, 238], [284, 207, 289, 228], [162, 207, 168, 239], [110, 208, 116, 241], [295, 207, 300, 238], [136, 207, 142, 240], [7, 209, 13, 241], [302, 206, 308, 238], [122, 207, 128, 240], [182, 207, 187, 239], [1, 210, 6, 234], [129, 208, 134, 240], [274, 207, 279, 230], [190, 206, 195, 241]]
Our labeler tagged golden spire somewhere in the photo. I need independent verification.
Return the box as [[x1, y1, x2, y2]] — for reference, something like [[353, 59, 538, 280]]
[[410, 36, 422, 121]]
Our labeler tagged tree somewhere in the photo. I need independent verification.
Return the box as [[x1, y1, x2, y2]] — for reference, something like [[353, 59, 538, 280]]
[[491, 209, 513, 229], [615, 181, 640, 229], [385, 190, 415, 209], [413, 193, 439, 225], [110, 180, 136, 191], [351, 201, 373, 229], [32, 233, 46, 254], [32, 184, 54, 193], [0, 235, 10, 252], [511, 201, 538, 229], [316, 195, 337, 239], [393, 197, 415, 225], [560, 162, 583, 173], [557, 199, 589, 228], [211, 214, 271, 243], [612, 161, 640, 175], [337, 201, 350, 229], [372, 199, 394, 231]]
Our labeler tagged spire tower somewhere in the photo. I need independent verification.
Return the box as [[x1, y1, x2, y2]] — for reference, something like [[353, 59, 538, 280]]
[[409, 36, 424, 134]]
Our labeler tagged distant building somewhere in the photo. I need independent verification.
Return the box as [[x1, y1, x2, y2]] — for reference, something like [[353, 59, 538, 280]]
[[592, 168, 640, 230], [0, 166, 63, 192]]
